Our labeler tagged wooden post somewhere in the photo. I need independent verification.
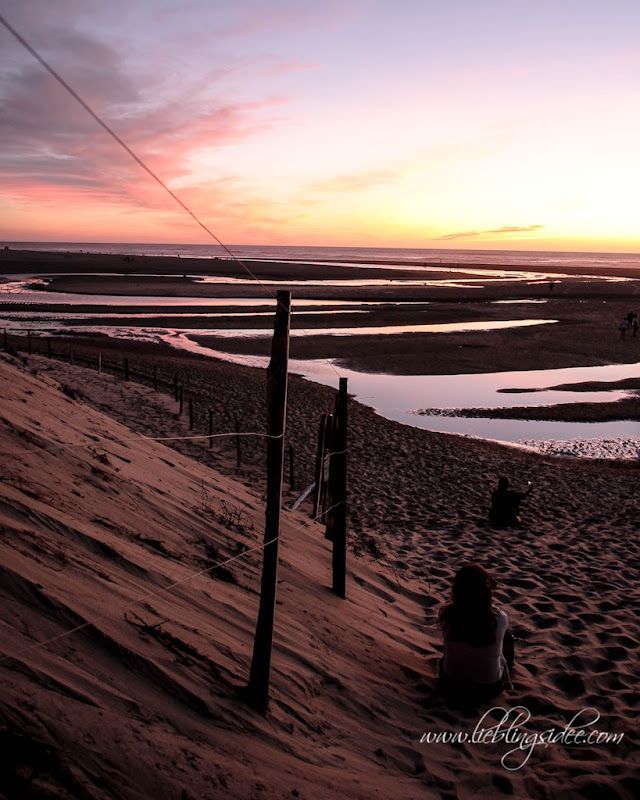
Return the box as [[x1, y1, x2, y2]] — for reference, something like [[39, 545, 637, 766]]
[[321, 414, 333, 526], [3, 328, 7, 352], [208, 410, 213, 449], [124, 358, 129, 381], [330, 378, 348, 598], [189, 397, 194, 430], [289, 445, 295, 491], [98, 352, 102, 373], [153, 365, 158, 391], [246, 290, 291, 712], [179, 385, 184, 415], [235, 416, 242, 469]]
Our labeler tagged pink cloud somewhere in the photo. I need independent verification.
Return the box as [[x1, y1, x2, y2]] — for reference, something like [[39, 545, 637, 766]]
[[439, 225, 545, 240], [437, 230, 480, 241], [1, 38, 290, 207], [487, 225, 545, 234]]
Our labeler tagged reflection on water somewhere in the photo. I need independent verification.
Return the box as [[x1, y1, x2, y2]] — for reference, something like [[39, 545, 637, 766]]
[[492, 299, 548, 304], [1, 310, 637, 447], [174, 337, 640, 446], [184, 319, 556, 338], [0, 282, 426, 310], [0, 309, 369, 322], [0, 309, 556, 338], [0, 282, 386, 307], [2, 262, 638, 451]]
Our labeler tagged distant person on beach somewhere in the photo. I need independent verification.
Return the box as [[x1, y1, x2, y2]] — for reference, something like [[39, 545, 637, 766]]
[[632, 315, 639, 337], [489, 476, 532, 527], [620, 318, 628, 339], [438, 564, 512, 701]]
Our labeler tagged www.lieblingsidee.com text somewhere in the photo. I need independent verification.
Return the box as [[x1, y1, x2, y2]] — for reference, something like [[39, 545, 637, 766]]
[[420, 706, 624, 770]]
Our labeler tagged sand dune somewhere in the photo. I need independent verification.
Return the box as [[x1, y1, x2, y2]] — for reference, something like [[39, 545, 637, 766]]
[[1, 345, 639, 799]]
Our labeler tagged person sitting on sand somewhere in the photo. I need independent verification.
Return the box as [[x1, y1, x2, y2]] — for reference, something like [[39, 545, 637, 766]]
[[620, 318, 628, 339], [438, 564, 512, 701], [489, 476, 532, 527]]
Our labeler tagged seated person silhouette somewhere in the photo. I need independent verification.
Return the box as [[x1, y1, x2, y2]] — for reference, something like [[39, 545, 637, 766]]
[[438, 564, 513, 702], [489, 476, 532, 527]]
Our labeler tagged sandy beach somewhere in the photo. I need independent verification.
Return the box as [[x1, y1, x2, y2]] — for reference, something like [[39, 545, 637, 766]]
[[1, 249, 640, 798]]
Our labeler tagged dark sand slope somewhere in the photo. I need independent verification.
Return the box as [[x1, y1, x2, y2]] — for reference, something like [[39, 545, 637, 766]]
[[1, 347, 640, 798]]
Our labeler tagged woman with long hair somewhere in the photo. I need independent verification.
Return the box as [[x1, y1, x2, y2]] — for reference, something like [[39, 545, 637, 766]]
[[438, 563, 511, 700]]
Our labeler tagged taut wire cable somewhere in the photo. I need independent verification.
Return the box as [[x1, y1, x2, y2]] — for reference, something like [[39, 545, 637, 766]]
[[0, 11, 344, 382]]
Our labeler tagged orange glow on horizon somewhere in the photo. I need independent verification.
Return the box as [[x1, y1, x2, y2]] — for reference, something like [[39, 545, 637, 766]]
[[1, 3, 640, 255]]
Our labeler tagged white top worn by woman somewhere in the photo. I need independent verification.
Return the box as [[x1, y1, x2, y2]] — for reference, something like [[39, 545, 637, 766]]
[[439, 606, 508, 684]]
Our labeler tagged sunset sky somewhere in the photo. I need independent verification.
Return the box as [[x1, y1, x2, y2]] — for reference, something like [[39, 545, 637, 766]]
[[1, 0, 639, 252]]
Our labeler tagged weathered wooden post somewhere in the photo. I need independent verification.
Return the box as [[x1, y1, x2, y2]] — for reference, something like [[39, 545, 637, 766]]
[[98, 351, 102, 373], [246, 290, 291, 712], [330, 378, 348, 598], [320, 414, 333, 526], [208, 410, 213, 449], [235, 416, 242, 469]]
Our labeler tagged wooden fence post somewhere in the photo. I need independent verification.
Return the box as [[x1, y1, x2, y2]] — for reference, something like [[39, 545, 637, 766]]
[[246, 290, 291, 712], [321, 414, 333, 526], [330, 378, 348, 598]]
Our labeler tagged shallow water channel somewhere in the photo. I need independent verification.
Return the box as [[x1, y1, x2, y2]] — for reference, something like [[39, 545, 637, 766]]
[[175, 339, 640, 448], [2, 281, 639, 455]]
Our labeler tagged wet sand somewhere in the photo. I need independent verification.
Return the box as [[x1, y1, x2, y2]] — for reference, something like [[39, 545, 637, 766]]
[[3, 245, 640, 279]]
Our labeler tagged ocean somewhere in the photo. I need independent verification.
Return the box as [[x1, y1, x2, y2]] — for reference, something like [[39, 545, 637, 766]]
[[5, 241, 640, 272]]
